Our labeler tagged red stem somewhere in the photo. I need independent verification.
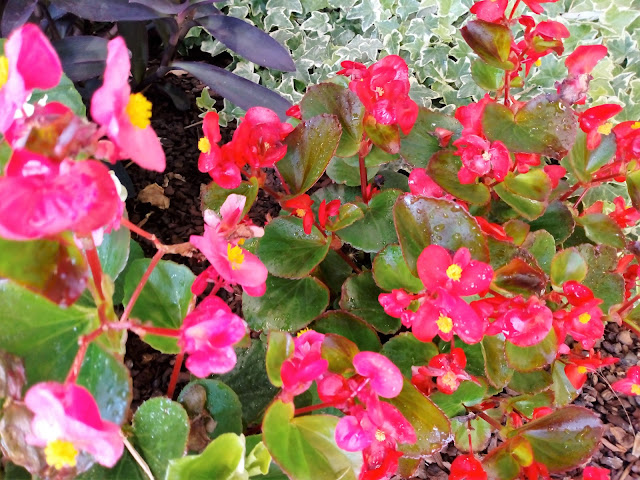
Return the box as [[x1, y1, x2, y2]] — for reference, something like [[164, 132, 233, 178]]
[[504, 71, 511, 106], [619, 293, 640, 316], [573, 187, 591, 209], [508, 0, 521, 20], [294, 401, 336, 416], [335, 247, 362, 274], [120, 249, 164, 324], [65, 326, 107, 384], [85, 243, 105, 301], [358, 149, 369, 204], [167, 353, 184, 399], [121, 218, 160, 246]]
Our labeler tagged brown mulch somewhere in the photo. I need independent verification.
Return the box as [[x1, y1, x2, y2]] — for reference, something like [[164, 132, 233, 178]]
[[123, 74, 640, 479]]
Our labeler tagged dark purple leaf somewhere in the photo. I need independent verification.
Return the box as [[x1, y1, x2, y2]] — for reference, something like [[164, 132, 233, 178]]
[[50, 0, 163, 21], [1, 0, 37, 37], [53, 36, 108, 82], [172, 61, 292, 120], [118, 21, 149, 85], [128, 0, 190, 15], [195, 15, 295, 71]]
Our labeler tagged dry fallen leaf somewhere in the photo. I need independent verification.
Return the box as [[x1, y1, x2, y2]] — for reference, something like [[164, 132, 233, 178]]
[[138, 183, 170, 209]]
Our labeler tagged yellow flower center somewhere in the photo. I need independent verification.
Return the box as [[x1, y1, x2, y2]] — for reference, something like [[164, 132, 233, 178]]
[[578, 313, 591, 324], [436, 314, 453, 334], [0, 56, 8, 89], [446, 264, 462, 281], [44, 440, 78, 470], [534, 59, 542, 67], [227, 243, 245, 270], [375, 86, 385, 96], [631, 384, 640, 395], [632, 122, 640, 130], [198, 137, 211, 154], [597, 122, 613, 135], [442, 371, 458, 390], [297, 327, 311, 337], [374, 430, 386, 442], [577, 366, 588, 374], [295, 208, 306, 218], [126, 92, 152, 129]]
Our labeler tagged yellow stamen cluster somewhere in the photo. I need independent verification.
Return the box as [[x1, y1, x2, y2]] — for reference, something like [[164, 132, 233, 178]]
[[297, 327, 311, 337], [534, 59, 542, 67], [632, 122, 640, 130], [0, 56, 8, 89], [577, 366, 588, 374], [578, 313, 591, 324], [227, 243, 245, 270], [631, 384, 640, 395], [374, 430, 386, 441], [44, 440, 78, 470], [375, 86, 385, 96], [295, 208, 306, 218], [198, 137, 211, 154], [436, 314, 453, 334], [446, 264, 462, 282], [126, 92, 152, 129], [597, 122, 613, 135], [441, 371, 458, 390]]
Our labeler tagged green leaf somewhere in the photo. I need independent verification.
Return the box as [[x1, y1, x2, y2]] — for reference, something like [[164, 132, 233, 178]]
[[132, 397, 190, 480], [505, 329, 558, 372], [494, 170, 552, 221], [627, 169, 640, 210], [0, 281, 98, 385], [321, 333, 359, 375], [508, 370, 553, 394], [167, 433, 247, 480], [178, 379, 243, 438], [258, 217, 330, 278], [564, 131, 617, 183], [387, 380, 451, 457], [381, 333, 439, 378], [363, 115, 400, 154], [201, 177, 259, 218], [461, 20, 514, 70], [114, 239, 144, 305], [517, 406, 603, 472], [123, 259, 195, 353], [78, 344, 131, 425], [339, 189, 401, 253], [399, 108, 461, 168], [312, 249, 354, 296], [577, 213, 626, 248], [527, 201, 575, 245], [372, 244, 424, 293], [277, 114, 341, 196], [97, 226, 131, 282], [471, 59, 504, 90], [452, 416, 492, 453], [551, 361, 579, 407], [243, 275, 329, 331], [482, 335, 513, 388], [491, 257, 548, 298], [550, 248, 587, 287], [266, 331, 295, 387], [576, 245, 623, 312], [508, 392, 553, 418], [31, 73, 86, 115], [482, 437, 527, 480], [483, 96, 577, 158], [326, 155, 378, 186], [310, 311, 382, 352], [216, 339, 280, 425], [263, 400, 362, 480], [0, 234, 88, 306], [245, 435, 272, 476], [339, 272, 400, 334], [326, 203, 365, 231], [426, 151, 491, 205], [300, 83, 365, 157], [394, 195, 489, 275], [77, 451, 145, 479], [522, 230, 556, 275], [431, 379, 488, 417]]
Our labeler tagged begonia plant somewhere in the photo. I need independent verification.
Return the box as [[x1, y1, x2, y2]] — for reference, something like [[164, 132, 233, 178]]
[[0, 0, 640, 478]]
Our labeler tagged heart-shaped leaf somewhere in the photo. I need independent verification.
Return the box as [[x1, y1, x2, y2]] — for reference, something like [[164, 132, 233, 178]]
[[461, 20, 514, 70], [243, 275, 329, 332], [201, 177, 259, 218], [310, 311, 382, 352], [394, 195, 489, 275], [527, 201, 575, 245], [508, 370, 553, 395], [426, 151, 491, 205], [577, 213, 625, 248], [491, 257, 548, 297], [133, 398, 189, 480], [372, 244, 424, 293], [494, 170, 552, 221], [277, 114, 342, 196], [340, 272, 400, 334], [381, 333, 438, 378], [482, 335, 513, 389], [263, 400, 362, 480], [258, 217, 330, 279], [431, 380, 488, 417], [363, 115, 400, 154], [505, 329, 557, 372], [300, 83, 365, 157], [339, 189, 401, 253], [471, 59, 504, 91], [522, 230, 555, 275], [483, 95, 577, 158], [550, 248, 587, 287], [123, 259, 195, 353]]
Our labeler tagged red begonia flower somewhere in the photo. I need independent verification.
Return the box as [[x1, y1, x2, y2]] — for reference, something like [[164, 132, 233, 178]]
[[470, 0, 508, 22], [179, 296, 247, 377], [346, 55, 418, 135], [353, 351, 404, 398], [449, 454, 487, 480], [91, 37, 165, 172], [565, 45, 608, 76], [359, 439, 403, 480], [408, 168, 447, 198], [612, 121, 640, 164], [583, 466, 611, 480], [197, 111, 231, 183], [522, 0, 560, 14], [284, 194, 315, 234], [0, 149, 122, 241], [337, 60, 367, 80], [280, 330, 328, 401], [0, 24, 62, 134], [514, 153, 541, 173], [434, 127, 454, 147], [425, 348, 476, 394], [486, 295, 553, 347], [518, 19, 570, 75], [417, 245, 493, 297], [556, 281, 604, 350], [610, 197, 640, 228], [543, 165, 566, 188], [563, 352, 618, 390], [411, 366, 435, 396], [318, 199, 341, 230], [453, 135, 511, 184], [612, 366, 640, 396], [25, 382, 123, 469], [579, 104, 623, 150], [475, 217, 513, 242], [455, 94, 493, 138], [285, 104, 302, 120]]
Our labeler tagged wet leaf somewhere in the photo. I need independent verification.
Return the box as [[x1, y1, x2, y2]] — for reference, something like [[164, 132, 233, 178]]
[[431, 379, 488, 418], [363, 115, 400, 154], [508, 370, 553, 395], [321, 333, 359, 375], [427, 151, 491, 205], [339, 272, 400, 333], [381, 333, 438, 378], [494, 170, 551, 221], [527, 201, 575, 245], [471, 59, 504, 91], [452, 416, 492, 453], [399, 108, 461, 168], [372, 244, 424, 293], [482, 335, 513, 389], [577, 244, 624, 312], [577, 213, 625, 248], [550, 248, 587, 287], [461, 20, 514, 70], [310, 311, 382, 352], [505, 329, 557, 372], [491, 257, 547, 297], [265, 331, 294, 388]]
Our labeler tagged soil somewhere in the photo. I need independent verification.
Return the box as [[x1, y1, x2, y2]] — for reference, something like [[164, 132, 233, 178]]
[[123, 73, 640, 479]]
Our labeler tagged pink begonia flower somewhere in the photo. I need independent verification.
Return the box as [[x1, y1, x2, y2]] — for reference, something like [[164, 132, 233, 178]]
[[578, 104, 623, 150], [280, 330, 328, 401], [417, 245, 493, 297], [0, 24, 62, 134], [24, 382, 123, 469], [412, 288, 485, 344], [424, 348, 477, 395], [352, 351, 403, 398], [612, 366, 640, 396], [449, 454, 487, 480], [91, 37, 165, 172], [179, 296, 247, 377], [0, 149, 122, 241], [554, 281, 604, 350], [543, 164, 566, 188], [486, 295, 553, 347], [514, 153, 541, 174], [454, 135, 512, 184], [378, 289, 413, 318], [408, 168, 447, 198], [583, 466, 610, 480], [470, 0, 508, 22], [203, 194, 263, 241], [197, 111, 245, 189]]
